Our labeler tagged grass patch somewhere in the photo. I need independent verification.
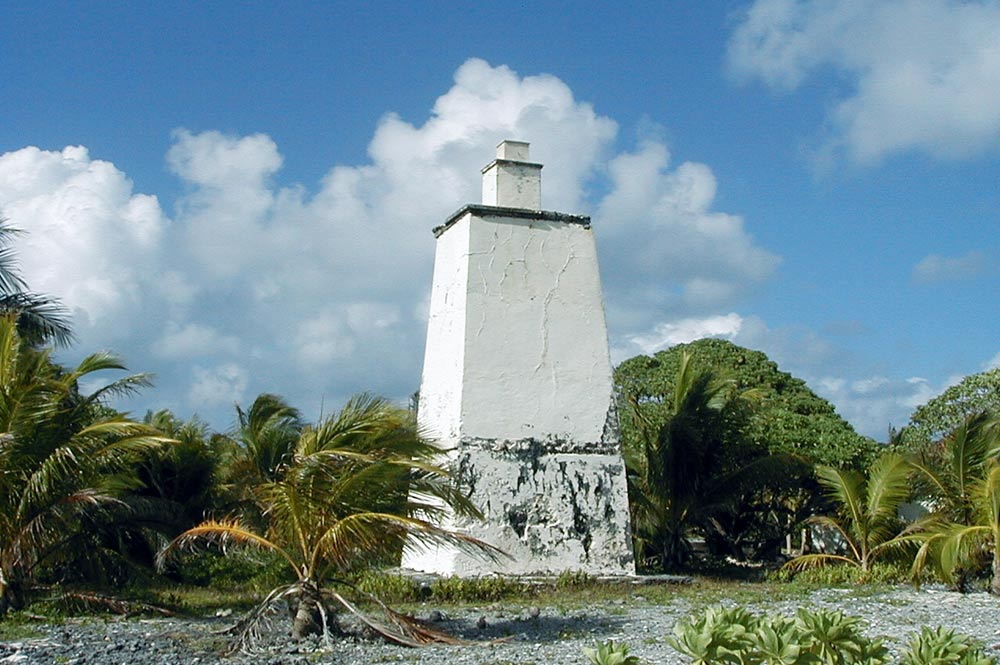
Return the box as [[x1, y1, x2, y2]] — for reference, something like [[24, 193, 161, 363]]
[[0, 612, 52, 640], [767, 561, 911, 587], [139, 584, 266, 614]]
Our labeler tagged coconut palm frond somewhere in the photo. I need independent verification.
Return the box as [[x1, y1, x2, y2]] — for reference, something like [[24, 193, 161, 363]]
[[816, 466, 866, 529], [0, 293, 73, 348], [864, 453, 911, 522], [157, 519, 298, 573], [781, 553, 858, 572], [315, 511, 506, 572], [81, 372, 154, 404]]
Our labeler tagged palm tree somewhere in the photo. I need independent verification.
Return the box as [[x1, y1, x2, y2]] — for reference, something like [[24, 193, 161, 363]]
[[912, 464, 1000, 594], [0, 218, 72, 347], [137, 410, 225, 526], [0, 314, 170, 614], [783, 452, 915, 574], [232, 393, 303, 484], [909, 412, 1000, 591], [909, 412, 1000, 526], [159, 394, 502, 648], [624, 352, 786, 569]]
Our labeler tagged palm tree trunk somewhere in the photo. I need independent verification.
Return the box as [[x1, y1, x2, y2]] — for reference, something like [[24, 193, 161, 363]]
[[292, 579, 323, 639]]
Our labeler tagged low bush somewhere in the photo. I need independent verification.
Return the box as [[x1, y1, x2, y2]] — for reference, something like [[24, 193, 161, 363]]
[[667, 605, 998, 664], [170, 547, 290, 591], [583, 638, 641, 664], [351, 571, 422, 603], [429, 574, 530, 602], [901, 626, 995, 665]]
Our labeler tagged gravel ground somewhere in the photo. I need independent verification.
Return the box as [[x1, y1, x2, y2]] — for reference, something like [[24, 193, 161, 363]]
[[2, 585, 999, 664]]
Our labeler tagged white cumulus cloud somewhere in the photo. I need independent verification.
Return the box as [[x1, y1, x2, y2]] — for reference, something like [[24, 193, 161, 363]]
[[728, 0, 1000, 164], [597, 141, 780, 329], [614, 313, 745, 359], [0, 59, 780, 430], [0, 145, 168, 347]]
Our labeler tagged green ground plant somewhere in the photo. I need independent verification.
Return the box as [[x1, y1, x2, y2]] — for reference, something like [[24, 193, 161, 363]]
[[668, 605, 890, 664], [768, 561, 911, 586], [667, 605, 998, 665], [583, 638, 642, 664], [900, 627, 996, 665], [428, 575, 529, 602]]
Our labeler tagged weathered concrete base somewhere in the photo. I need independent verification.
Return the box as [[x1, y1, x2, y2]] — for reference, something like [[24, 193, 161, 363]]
[[404, 439, 635, 576]]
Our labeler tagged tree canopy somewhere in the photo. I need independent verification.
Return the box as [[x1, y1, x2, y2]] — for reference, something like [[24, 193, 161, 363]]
[[615, 338, 879, 470], [903, 367, 1000, 450]]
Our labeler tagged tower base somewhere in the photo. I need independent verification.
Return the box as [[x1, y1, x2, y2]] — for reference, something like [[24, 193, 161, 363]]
[[403, 437, 635, 576]]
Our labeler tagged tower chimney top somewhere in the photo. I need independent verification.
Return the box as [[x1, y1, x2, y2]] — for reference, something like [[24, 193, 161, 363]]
[[496, 140, 530, 161], [481, 140, 542, 209]]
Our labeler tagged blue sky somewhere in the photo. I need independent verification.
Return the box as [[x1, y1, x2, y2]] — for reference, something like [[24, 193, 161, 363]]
[[2, 1, 998, 439]]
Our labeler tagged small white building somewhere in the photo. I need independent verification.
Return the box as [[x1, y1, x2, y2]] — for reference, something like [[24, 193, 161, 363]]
[[404, 141, 635, 576]]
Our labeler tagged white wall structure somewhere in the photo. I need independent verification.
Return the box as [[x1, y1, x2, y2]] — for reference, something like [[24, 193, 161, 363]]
[[404, 141, 635, 576]]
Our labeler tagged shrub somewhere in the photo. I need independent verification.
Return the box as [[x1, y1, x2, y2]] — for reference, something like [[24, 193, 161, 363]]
[[900, 626, 997, 665], [351, 571, 421, 603], [769, 561, 911, 586], [428, 575, 529, 602], [583, 639, 642, 664], [668, 605, 889, 664]]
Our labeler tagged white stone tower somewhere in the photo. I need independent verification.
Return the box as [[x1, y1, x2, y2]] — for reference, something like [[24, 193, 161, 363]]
[[406, 141, 634, 576]]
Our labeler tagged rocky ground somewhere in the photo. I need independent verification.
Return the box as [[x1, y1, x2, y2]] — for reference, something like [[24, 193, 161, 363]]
[[2, 585, 999, 664]]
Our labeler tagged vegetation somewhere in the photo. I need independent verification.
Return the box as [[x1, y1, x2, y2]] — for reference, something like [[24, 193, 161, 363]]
[[622, 349, 812, 569], [668, 605, 999, 664], [616, 339, 878, 469], [908, 412, 1000, 591], [4, 201, 1000, 655], [668, 605, 890, 664], [902, 369, 1000, 451], [0, 314, 171, 614], [616, 340, 875, 570], [783, 452, 918, 577], [158, 394, 503, 647], [901, 627, 996, 665], [0, 219, 72, 347], [912, 463, 1000, 594], [583, 639, 641, 665]]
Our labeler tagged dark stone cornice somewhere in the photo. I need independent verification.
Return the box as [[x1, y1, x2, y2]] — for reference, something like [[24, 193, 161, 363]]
[[434, 204, 591, 237]]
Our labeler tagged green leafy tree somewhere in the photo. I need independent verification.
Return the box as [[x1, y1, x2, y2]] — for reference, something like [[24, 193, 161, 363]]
[[616, 339, 878, 469], [903, 368, 1000, 451], [159, 393, 502, 647], [0, 315, 169, 614], [619, 342, 849, 565], [784, 453, 915, 574]]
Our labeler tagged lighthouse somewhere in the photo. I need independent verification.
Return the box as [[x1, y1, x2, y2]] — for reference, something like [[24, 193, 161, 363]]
[[405, 141, 634, 576]]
